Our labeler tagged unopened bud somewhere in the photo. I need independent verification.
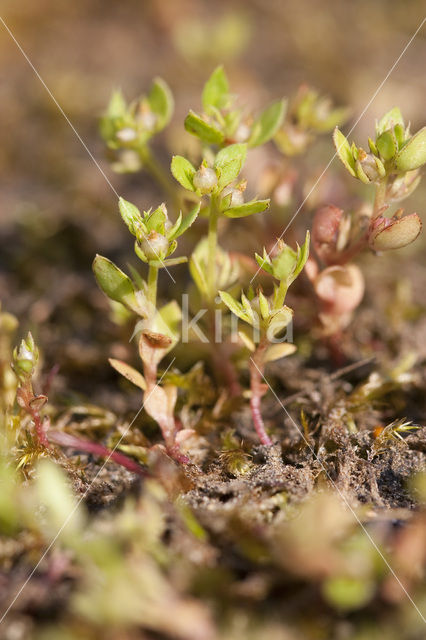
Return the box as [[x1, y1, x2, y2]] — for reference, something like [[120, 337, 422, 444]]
[[136, 107, 157, 132], [223, 186, 245, 207], [193, 166, 218, 194], [13, 332, 39, 380], [116, 127, 137, 142], [234, 122, 251, 143], [359, 153, 382, 182], [140, 231, 169, 261]]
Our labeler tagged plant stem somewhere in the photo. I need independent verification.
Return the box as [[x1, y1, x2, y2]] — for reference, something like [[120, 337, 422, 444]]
[[147, 264, 158, 310], [207, 195, 219, 302], [274, 280, 288, 309], [372, 179, 387, 220], [48, 431, 146, 475], [249, 338, 272, 446], [139, 146, 179, 208]]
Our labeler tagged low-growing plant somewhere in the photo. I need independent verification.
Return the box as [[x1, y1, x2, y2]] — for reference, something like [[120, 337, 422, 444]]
[[94, 68, 425, 458], [308, 108, 424, 339], [2, 328, 144, 474]]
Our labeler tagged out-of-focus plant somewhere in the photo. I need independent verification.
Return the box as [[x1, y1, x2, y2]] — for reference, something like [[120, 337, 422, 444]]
[[100, 78, 178, 202], [183, 65, 286, 150], [307, 108, 424, 338], [274, 85, 350, 156], [220, 234, 309, 444]]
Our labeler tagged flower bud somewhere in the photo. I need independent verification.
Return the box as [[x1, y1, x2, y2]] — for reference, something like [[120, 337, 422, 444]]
[[140, 231, 169, 261], [116, 127, 137, 143], [234, 122, 251, 143], [136, 106, 157, 132], [193, 166, 218, 194], [358, 153, 383, 182], [223, 185, 245, 207], [13, 332, 39, 381]]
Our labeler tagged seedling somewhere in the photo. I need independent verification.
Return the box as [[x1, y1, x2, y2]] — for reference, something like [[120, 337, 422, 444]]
[[93, 198, 200, 462], [220, 233, 309, 444], [10, 332, 144, 474]]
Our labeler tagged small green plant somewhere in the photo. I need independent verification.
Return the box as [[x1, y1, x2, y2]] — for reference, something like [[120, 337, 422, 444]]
[[96, 69, 424, 456], [220, 234, 309, 444], [308, 108, 424, 338], [275, 84, 351, 156], [4, 329, 144, 474], [93, 198, 201, 462]]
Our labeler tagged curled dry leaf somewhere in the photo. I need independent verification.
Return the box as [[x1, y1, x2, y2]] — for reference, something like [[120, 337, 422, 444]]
[[109, 358, 147, 390]]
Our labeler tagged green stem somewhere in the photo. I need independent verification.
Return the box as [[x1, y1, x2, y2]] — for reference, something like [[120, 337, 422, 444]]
[[274, 280, 288, 309], [207, 195, 219, 302], [139, 146, 179, 208], [147, 264, 158, 310], [372, 179, 387, 220], [249, 337, 272, 446]]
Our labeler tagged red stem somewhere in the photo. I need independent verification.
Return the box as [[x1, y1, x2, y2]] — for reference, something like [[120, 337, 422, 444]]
[[48, 431, 146, 476], [249, 341, 272, 446]]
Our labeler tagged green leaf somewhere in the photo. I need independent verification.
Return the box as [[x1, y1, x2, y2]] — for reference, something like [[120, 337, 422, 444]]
[[376, 107, 404, 136], [219, 291, 250, 323], [395, 127, 426, 171], [106, 89, 127, 118], [290, 230, 310, 283], [271, 246, 297, 281], [118, 197, 144, 236], [171, 155, 196, 191], [147, 78, 174, 130], [214, 143, 247, 189], [238, 330, 256, 352], [376, 130, 397, 161], [109, 358, 146, 390], [268, 306, 293, 337], [254, 249, 273, 276], [93, 255, 136, 309], [145, 204, 168, 233], [258, 291, 270, 320], [333, 128, 356, 176], [189, 255, 208, 297], [248, 99, 286, 147], [169, 203, 200, 239], [184, 110, 225, 145], [158, 256, 188, 267], [202, 66, 230, 113], [223, 198, 270, 218], [264, 342, 297, 363]]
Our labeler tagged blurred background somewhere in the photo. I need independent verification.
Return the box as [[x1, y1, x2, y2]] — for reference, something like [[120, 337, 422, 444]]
[[1, 0, 425, 399]]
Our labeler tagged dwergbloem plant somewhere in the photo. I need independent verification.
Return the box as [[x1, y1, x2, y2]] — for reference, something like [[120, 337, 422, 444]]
[[307, 108, 424, 338], [220, 233, 309, 445], [93, 198, 200, 462]]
